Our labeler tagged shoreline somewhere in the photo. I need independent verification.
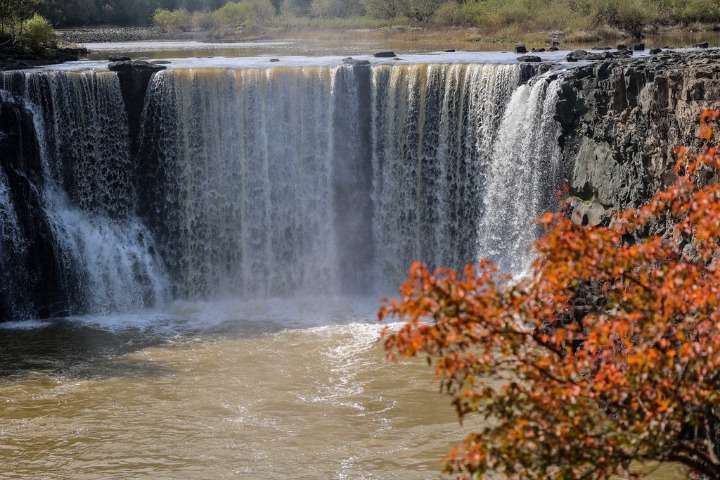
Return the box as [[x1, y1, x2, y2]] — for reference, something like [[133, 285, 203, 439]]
[[60, 23, 720, 55]]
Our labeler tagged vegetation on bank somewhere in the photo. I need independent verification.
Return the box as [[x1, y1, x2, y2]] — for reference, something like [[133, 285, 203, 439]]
[[0, 1, 56, 51], [0, 0, 709, 43], [145, 0, 720, 41], [380, 109, 720, 478]]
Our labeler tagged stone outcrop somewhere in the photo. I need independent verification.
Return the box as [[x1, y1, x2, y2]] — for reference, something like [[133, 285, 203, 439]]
[[109, 60, 167, 152], [556, 50, 720, 212]]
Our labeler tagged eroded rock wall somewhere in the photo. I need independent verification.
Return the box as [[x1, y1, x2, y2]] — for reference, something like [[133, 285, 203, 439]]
[[556, 51, 720, 215]]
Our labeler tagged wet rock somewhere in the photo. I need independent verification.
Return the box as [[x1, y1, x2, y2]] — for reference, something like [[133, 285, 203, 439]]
[[108, 61, 166, 152], [109, 56, 131, 62], [565, 50, 607, 62], [518, 55, 542, 62], [269, 58, 280, 62], [531, 47, 546, 53], [569, 198, 607, 226], [549, 46, 560, 52], [592, 46, 612, 50], [633, 43, 645, 51], [617, 44, 627, 50], [342, 58, 370, 66], [514, 44, 527, 54], [696, 42, 709, 48], [556, 50, 720, 212], [374, 51, 395, 58], [108, 60, 166, 73], [444, 49, 456, 52], [650, 48, 662, 54]]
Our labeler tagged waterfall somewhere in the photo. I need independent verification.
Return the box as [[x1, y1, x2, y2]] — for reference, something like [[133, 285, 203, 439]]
[[0, 71, 169, 317], [476, 77, 563, 273], [0, 61, 564, 320], [139, 67, 344, 298], [370, 64, 521, 288]]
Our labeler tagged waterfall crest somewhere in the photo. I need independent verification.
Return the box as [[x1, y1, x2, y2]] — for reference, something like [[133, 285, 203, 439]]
[[0, 62, 563, 319]]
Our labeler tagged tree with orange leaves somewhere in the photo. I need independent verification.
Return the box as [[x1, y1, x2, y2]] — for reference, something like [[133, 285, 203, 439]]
[[380, 108, 720, 479]]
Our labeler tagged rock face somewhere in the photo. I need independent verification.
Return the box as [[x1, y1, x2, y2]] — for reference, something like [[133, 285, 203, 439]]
[[109, 60, 167, 152], [556, 50, 720, 211]]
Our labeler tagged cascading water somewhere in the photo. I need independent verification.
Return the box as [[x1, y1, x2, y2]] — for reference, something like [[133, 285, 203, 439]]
[[0, 61, 564, 320], [0, 71, 169, 317], [476, 76, 563, 273], [370, 64, 521, 288], [139, 67, 345, 298]]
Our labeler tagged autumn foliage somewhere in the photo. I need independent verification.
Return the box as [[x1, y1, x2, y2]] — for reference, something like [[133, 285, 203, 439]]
[[380, 108, 720, 479]]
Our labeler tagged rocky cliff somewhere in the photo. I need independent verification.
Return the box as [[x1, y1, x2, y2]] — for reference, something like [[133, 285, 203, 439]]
[[556, 50, 720, 224]]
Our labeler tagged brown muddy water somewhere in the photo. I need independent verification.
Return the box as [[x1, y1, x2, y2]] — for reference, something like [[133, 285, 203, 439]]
[[0, 298, 689, 479]]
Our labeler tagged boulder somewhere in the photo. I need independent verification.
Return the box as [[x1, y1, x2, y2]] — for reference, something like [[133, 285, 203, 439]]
[[518, 55, 542, 62], [269, 58, 280, 62], [649, 48, 662, 54], [342, 58, 370, 66], [565, 50, 607, 62], [514, 44, 527, 54], [109, 56, 131, 62], [633, 43, 645, 51], [695, 42, 709, 48], [108, 59, 166, 73], [373, 51, 395, 58]]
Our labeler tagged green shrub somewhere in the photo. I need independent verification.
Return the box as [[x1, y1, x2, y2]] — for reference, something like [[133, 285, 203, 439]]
[[19, 14, 56, 49], [152, 8, 192, 31], [679, 0, 720, 21], [433, 1, 468, 26]]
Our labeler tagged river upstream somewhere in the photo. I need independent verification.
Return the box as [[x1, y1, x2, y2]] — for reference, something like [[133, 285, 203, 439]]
[[0, 40, 701, 478]]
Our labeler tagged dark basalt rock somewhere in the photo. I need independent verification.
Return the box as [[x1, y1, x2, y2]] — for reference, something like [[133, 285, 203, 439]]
[[633, 43, 645, 51], [108, 61, 167, 153], [565, 50, 607, 62], [514, 44, 527, 54], [108, 60, 166, 73], [549, 46, 560, 52], [373, 51, 395, 58], [269, 58, 280, 62], [650, 48, 662, 54], [444, 49, 456, 52], [342, 58, 370, 66], [617, 44, 627, 50], [532, 48, 546, 53], [109, 56, 131, 62], [555, 50, 720, 214], [518, 55, 542, 62], [695, 42, 709, 48]]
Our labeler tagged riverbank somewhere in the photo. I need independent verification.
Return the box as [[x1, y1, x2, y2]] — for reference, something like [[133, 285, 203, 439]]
[[0, 43, 86, 71], [62, 23, 720, 55]]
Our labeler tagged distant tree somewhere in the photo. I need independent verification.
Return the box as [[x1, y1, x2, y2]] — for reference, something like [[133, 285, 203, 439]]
[[0, 0, 38, 39], [363, 0, 400, 19], [381, 108, 720, 479]]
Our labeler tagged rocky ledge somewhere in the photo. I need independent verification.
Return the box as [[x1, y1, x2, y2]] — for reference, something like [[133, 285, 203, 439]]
[[0, 43, 86, 71], [556, 49, 720, 224]]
